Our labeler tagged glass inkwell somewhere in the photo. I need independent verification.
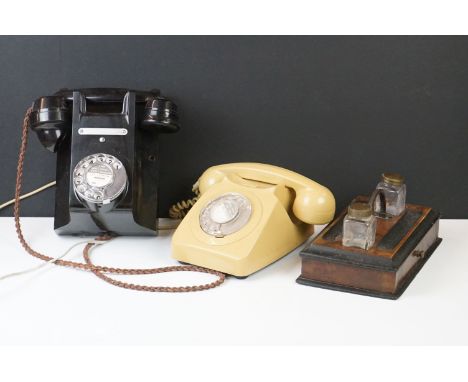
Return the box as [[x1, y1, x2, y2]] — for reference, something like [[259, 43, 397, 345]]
[[372, 173, 406, 218], [342, 202, 376, 250]]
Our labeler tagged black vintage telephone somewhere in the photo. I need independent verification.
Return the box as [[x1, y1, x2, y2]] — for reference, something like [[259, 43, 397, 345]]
[[29, 88, 179, 235], [8, 88, 225, 292]]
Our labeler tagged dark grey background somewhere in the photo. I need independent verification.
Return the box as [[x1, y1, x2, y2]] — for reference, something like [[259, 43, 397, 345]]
[[0, 36, 466, 218]]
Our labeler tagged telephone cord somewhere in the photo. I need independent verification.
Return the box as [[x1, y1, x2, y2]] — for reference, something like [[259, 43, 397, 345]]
[[168, 181, 200, 219], [0, 180, 56, 210], [0, 239, 107, 282], [9, 107, 225, 292]]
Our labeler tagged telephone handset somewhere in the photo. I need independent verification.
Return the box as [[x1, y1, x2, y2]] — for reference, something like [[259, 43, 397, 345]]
[[172, 163, 336, 277], [198, 163, 336, 224], [29, 88, 179, 235]]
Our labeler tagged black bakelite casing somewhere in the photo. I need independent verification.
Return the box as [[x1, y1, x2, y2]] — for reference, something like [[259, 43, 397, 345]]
[[29, 88, 180, 236]]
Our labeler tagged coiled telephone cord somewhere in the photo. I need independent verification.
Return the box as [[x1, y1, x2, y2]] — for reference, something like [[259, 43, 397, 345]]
[[168, 182, 200, 219], [10, 107, 225, 292]]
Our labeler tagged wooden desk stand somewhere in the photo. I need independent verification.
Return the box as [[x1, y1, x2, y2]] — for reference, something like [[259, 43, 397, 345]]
[[297, 198, 442, 299]]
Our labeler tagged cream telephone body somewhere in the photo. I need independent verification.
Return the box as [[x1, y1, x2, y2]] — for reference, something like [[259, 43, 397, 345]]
[[172, 163, 336, 277]]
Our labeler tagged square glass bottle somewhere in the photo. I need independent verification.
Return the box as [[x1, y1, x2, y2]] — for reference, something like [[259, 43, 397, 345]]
[[342, 202, 376, 250], [374, 173, 406, 217]]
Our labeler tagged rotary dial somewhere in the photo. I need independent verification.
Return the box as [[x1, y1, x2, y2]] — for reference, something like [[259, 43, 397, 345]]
[[73, 153, 127, 205], [199, 193, 252, 238]]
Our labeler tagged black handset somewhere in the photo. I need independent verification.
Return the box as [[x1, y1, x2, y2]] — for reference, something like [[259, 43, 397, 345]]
[[30, 88, 179, 236]]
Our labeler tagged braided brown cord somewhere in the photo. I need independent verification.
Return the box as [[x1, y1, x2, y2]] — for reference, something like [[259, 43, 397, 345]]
[[13, 107, 225, 292], [83, 239, 225, 292]]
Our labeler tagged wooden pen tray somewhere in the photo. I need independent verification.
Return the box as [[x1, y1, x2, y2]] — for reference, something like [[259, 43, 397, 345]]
[[297, 197, 442, 299]]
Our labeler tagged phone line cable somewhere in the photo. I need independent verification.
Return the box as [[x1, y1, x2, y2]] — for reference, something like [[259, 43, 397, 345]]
[[0, 180, 56, 210], [0, 180, 109, 282], [0, 239, 107, 282]]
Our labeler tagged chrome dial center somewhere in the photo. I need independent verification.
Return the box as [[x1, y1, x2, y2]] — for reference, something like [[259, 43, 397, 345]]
[[73, 153, 127, 205], [209, 199, 240, 224], [85, 163, 114, 188]]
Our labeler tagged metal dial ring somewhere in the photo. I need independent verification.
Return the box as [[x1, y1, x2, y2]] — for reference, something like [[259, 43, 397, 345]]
[[73, 153, 127, 205], [199, 193, 252, 238]]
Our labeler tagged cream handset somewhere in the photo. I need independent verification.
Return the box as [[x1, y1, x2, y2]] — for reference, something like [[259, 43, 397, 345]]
[[172, 163, 335, 277]]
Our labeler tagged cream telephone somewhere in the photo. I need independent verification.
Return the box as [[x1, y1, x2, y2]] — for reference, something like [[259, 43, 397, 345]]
[[172, 163, 336, 277]]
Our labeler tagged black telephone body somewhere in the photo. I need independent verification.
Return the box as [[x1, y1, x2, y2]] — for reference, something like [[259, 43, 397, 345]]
[[30, 88, 179, 236]]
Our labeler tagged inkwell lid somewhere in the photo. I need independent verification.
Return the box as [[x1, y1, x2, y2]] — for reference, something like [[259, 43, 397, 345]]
[[348, 202, 372, 219], [381, 173, 404, 186]]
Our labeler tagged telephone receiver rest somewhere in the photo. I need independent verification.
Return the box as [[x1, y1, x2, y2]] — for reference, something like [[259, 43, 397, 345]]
[[29, 88, 180, 152], [55, 88, 161, 103], [198, 163, 336, 225], [57, 88, 180, 133]]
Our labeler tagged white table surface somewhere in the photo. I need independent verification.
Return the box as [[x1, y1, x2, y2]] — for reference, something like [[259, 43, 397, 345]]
[[0, 217, 466, 345]]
